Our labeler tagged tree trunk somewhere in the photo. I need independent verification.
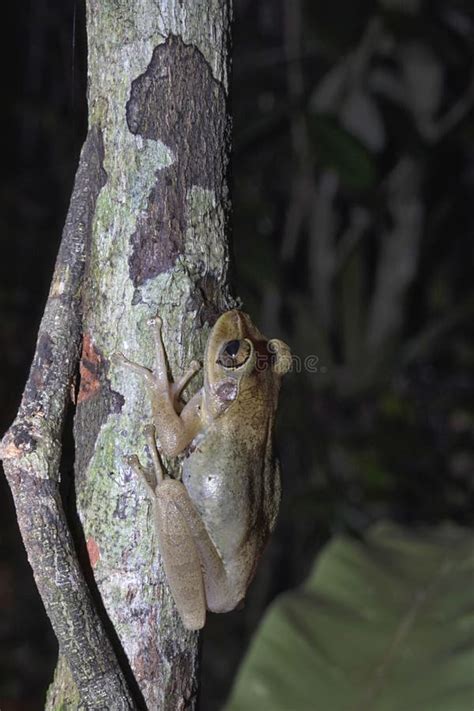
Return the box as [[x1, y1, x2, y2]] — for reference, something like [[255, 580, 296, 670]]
[[2, 1, 233, 710]]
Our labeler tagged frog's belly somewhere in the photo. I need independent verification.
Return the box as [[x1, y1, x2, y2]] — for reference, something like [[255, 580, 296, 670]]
[[182, 439, 273, 592]]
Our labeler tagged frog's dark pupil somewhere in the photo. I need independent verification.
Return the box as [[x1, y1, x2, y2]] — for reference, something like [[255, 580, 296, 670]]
[[224, 340, 240, 357]]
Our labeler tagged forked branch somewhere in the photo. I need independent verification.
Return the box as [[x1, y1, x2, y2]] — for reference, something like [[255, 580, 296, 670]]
[[0, 127, 137, 710]]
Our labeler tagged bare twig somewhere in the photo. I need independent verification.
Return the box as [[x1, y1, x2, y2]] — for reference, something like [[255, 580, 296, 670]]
[[0, 128, 137, 710]]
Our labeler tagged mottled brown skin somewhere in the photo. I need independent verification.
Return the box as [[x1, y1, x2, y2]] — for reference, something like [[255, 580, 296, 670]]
[[114, 310, 291, 630]]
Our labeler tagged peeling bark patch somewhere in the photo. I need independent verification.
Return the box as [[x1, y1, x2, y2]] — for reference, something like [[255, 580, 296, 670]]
[[128, 163, 185, 283], [74, 335, 125, 481], [77, 333, 102, 404], [126, 34, 228, 286], [86, 537, 100, 568], [126, 34, 226, 187]]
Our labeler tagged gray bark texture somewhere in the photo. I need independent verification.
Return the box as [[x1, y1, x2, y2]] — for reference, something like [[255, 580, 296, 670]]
[[1, 1, 233, 709]]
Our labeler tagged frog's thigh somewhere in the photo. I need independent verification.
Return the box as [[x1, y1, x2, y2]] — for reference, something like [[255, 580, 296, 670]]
[[154, 480, 206, 630], [156, 479, 232, 616]]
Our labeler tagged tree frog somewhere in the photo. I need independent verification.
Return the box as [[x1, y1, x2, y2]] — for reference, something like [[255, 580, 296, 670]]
[[113, 310, 291, 630]]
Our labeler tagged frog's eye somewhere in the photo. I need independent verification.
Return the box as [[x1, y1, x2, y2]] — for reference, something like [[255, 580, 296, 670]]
[[217, 339, 252, 369]]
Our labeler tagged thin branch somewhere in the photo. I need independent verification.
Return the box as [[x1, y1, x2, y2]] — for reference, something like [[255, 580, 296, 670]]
[[0, 127, 137, 710]]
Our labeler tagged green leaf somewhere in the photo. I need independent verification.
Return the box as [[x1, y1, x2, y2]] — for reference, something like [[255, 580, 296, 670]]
[[309, 114, 377, 190], [225, 523, 474, 711]]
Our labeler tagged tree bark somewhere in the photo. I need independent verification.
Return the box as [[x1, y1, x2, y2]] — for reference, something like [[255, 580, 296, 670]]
[[2, 1, 233, 709]]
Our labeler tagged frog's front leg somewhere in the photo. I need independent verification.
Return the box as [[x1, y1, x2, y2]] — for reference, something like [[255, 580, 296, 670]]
[[113, 315, 203, 457], [128, 426, 228, 630]]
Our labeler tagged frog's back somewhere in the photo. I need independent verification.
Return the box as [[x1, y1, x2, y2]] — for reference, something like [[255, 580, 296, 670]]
[[182, 407, 280, 600]]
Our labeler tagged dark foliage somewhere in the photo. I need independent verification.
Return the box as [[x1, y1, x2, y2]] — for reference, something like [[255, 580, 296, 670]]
[[0, 1, 472, 709]]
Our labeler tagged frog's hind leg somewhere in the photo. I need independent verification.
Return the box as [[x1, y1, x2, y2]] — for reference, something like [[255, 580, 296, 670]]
[[126, 425, 209, 630], [153, 479, 208, 630], [158, 481, 235, 615], [126, 438, 235, 627]]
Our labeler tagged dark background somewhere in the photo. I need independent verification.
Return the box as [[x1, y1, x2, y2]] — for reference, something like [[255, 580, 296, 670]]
[[1, 1, 473, 709]]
